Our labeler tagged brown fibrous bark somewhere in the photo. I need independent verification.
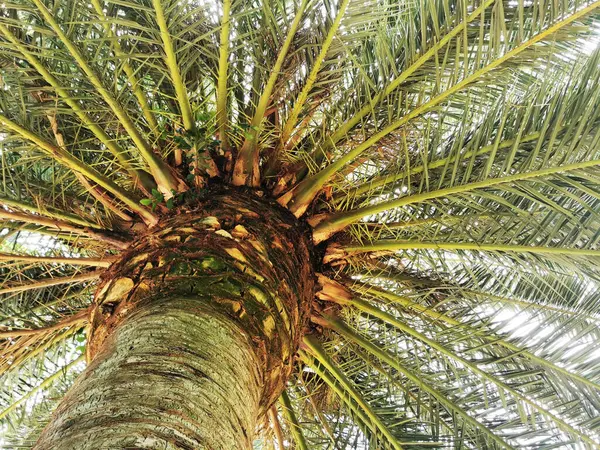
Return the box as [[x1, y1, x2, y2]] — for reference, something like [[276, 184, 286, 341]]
[[88, 185, 316, 414]]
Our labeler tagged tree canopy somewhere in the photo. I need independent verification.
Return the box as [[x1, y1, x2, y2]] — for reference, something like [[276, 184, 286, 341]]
[[1, 0, 600, 448]]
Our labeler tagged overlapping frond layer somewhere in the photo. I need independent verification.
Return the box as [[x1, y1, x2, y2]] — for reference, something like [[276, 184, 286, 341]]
[[298, 272, 600, 448], [0, 243, 95, 441], [296, 2, 600, 218], [313, 31, 600, 239]]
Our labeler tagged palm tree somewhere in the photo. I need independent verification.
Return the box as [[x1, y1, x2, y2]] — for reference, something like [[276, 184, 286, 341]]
[[1, 0, 600, 447]]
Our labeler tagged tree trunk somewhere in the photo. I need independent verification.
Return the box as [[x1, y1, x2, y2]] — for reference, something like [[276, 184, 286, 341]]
[[34, 187, 315, 449], [35, 297, 262, 449]]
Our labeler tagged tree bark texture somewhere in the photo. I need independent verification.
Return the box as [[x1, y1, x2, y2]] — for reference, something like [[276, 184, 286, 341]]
[[35, 187, 315, 449]]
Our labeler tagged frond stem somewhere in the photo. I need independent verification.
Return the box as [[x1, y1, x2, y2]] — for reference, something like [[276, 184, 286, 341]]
[[90, 0, 160, 133], [0, 210, 130, 249], [335, 130, 544, 202], [269, 406, 285, 450], [216, 0, 232, 153], [152, 0, 194, 131], [301, 336, 404, 449], [45, 110, 133, 223], [0, 253, 115, 268], [279, 390, 309, 450], [233, 0, 309, 186], [0, 195, 101, 230], [0, 271, 102, 296], [279, 0, 351, 146], [313, 157, 600, 243], [334, 240, 600, 259], [0, 23, 140, 180], [0, 309, 89, 338]]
